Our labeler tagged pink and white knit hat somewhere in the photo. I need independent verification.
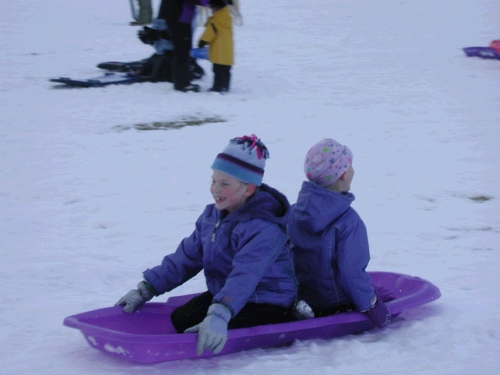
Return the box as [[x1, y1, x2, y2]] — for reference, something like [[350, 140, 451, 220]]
[[304, 138, 353, 187]]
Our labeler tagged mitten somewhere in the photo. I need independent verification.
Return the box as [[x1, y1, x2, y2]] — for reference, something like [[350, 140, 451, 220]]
[[184, 303, 232, 356], [115, 281, 155, 313], [190, 47, 208, 60], [363, 293, 391, 328], [293, 300, 315, 320]]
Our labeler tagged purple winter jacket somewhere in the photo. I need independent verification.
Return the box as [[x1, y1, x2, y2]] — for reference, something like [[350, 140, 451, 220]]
[[143, 184, 297, 316], [288, 181, 376, 312]]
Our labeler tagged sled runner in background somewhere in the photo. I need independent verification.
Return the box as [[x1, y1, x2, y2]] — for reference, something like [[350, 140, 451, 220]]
[[49, 53, 206, 88], [50, 72, 146, 88]]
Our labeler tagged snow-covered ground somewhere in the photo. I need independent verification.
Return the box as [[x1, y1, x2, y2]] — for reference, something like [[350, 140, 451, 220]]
[[1, 0, 499, 374]]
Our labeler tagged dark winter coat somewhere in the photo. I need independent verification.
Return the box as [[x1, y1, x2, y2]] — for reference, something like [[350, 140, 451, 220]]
[[159, 0, 209, 24], [143, 184, 297, 316], [288, 181, 376, 312]]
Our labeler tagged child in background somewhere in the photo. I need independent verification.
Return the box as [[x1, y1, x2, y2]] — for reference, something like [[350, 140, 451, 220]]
[[136, 18, 175, 82], [116, 135, 297, 356], [137, 18, 205, 82], [288, 138, 391, 328], [197, 0, 234, 92]]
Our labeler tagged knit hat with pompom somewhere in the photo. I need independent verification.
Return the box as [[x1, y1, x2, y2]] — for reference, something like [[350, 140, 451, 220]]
[[211, 134, 269, 186]]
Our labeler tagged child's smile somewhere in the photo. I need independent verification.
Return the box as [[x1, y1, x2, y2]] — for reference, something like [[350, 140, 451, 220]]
[[210, 170, 253, 214]]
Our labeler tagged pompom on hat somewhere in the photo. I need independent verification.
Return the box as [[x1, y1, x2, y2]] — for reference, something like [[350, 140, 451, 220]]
[[211, 134, 269, 186], [304, 138, 353, 188]]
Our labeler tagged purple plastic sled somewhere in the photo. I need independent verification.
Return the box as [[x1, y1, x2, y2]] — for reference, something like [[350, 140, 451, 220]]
[[462, 47, 500, 59], [63, 271, 440, 363]]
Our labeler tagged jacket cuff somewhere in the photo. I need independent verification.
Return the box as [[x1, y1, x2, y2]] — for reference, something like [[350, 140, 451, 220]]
[[143, 280, 159, 297]]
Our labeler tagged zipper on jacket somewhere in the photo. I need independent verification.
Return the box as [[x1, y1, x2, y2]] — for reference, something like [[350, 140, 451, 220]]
[[211, 218, 221, 242]]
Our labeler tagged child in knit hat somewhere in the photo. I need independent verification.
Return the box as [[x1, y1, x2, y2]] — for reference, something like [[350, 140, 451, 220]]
[[288, 138, 391, 328], [116, 134, 297, 356]]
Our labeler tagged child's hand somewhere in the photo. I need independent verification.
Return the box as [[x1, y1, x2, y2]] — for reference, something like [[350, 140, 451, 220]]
[[115, 281, 155, 313], [184, 303, 232, 356], [293, 300, 315, 320], [363, 294, 391, 328]]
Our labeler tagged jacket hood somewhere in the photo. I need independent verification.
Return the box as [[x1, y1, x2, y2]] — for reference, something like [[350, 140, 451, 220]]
[[290, 181, 355, 233], [222, 183, 290, 230]]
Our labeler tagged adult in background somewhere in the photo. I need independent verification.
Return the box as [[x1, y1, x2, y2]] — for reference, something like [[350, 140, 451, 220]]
[[130, 0, 153, 26], [158, 0, 209, 92]]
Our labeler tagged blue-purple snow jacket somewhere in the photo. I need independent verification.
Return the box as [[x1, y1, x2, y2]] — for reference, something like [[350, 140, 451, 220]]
[[288, 181, 375, 312], [143, 184, 297, 316]]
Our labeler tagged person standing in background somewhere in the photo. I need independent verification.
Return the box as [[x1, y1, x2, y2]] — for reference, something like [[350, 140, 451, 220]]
[[130, 0, 153, 26], [158, 0, 209, 92]]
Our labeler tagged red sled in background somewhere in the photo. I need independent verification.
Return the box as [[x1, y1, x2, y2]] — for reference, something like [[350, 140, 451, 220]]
[[463, 39, 500, 59]]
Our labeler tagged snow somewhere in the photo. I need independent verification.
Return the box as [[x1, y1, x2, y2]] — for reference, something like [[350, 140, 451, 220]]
[[1, 0, 499, 374]]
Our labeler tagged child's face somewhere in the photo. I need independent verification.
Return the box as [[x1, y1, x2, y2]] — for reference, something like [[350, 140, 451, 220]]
[[343, 164, 354, 191], [210, 170, 253, 214]]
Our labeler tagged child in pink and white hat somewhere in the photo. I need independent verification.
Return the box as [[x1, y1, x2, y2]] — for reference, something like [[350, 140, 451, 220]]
[[304, 138, 354, 192], [288, 138, 391, 328]]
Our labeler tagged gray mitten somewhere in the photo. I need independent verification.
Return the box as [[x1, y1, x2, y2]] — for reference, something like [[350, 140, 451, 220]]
[[115, 281, 155, 313], [293, 300, 315, 320], [185, 303, 232, 356]]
